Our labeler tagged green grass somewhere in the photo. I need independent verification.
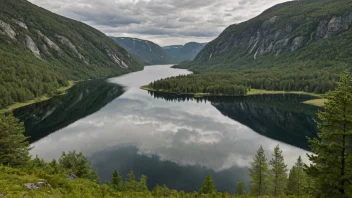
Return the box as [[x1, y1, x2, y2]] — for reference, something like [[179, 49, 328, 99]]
[[303, 98, 328, 107], [247, 89, 323, 97]]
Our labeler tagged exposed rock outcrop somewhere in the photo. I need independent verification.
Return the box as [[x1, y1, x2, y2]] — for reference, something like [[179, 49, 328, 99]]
[[37, 30, 61, 51], [0, 20, 16, 40], [106, 49, 128, 68], [12, 19, 28, 29], [196, 12, 352, 62], [24, 181, 53, 190], [56, 34, 88, 64], [23, 35, 41, 58]]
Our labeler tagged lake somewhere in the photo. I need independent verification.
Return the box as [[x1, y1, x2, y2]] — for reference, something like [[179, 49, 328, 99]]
[[13, 65, 319, 193]]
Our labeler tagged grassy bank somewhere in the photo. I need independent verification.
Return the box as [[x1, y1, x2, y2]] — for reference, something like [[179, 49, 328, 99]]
[[0, 81, 75, 113], [141, 86, 327, 107]]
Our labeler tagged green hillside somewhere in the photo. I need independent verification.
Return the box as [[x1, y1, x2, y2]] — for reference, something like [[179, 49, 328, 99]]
[[150, 0, 352, 96], [0, 0, 143, 109]]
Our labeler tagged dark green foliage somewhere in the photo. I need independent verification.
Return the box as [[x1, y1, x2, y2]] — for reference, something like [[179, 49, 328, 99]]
[[111, 169, 123, 191], [0, 0, 142, 108], [125, 169, 137, 191], [0, 113, 30, 167], [269, 145, 288, 196], [306, 71, 352, 197], [287, 156, 308, 196], [149, 67, 339, 96], [58, 151, 99, 182], [235, 180, 246, 195], [199, 174, 217, 194], [249, 146, 269, 196]]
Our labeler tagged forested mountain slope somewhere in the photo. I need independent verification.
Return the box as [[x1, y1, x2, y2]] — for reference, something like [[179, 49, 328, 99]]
[[177, 0, 352, 71], [0, 0, 143, 108], [111, 37, 175, 65], [163, 42, 206, 62]]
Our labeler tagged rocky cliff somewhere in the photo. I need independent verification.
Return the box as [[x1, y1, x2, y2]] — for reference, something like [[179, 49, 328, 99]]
[[178, 0, 352, 70]]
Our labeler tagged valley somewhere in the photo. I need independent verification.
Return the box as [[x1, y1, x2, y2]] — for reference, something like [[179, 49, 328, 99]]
[[1, 0, 352, 197]]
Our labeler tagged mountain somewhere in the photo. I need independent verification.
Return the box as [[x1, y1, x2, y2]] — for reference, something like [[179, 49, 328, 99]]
[[0, 0, 143, 109], [176, 0, 352, 72], [111, 37, 175, 65], [163, 42, 206, 62]]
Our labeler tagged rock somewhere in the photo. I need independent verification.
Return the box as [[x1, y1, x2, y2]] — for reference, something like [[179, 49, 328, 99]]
[[0, 20, 16, 40], [66, 172, 78, 180], [325, 16, 344, 38], [56, 34, 88, 64], [23, 35, 41, 58], [290, 36, 304, 51], [24, 181, 52, 190], [106, 49, 129, 68], [37, 30, 61, 51], [12, 19, 28, 29]]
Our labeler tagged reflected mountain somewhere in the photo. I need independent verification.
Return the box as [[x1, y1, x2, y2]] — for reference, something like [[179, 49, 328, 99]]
[[89, 146, 249, 193], [148, 91, 319, 151], [13, 80, 125, 143]]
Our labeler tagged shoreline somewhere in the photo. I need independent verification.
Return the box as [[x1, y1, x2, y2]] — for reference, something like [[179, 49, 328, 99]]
[[141, 85, 327, 107], [0, 81, 75, 113]]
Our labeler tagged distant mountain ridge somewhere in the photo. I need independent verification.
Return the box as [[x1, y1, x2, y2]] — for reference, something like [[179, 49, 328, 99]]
[[0, 0, 143, 108], [111, 37, 175, 65], [163, 42, 206, 62]]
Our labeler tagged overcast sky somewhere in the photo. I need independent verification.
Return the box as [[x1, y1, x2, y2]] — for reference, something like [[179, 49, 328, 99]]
[[29, 0, 289, 46]]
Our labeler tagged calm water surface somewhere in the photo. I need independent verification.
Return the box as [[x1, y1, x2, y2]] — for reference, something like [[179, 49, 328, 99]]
[[14, 65, 318, 193]]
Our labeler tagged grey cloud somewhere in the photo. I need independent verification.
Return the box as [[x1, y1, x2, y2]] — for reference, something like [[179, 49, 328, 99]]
[[29, 0, 290, 46]]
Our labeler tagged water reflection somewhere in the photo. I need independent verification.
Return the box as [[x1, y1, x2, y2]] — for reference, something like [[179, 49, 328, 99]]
[[14, 80, 124, 143], [148, 92, 319, 151], [18, 65, 316, 193]]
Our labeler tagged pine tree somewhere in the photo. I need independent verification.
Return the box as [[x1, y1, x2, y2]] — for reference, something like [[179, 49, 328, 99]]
[[125, 169, 136, 191], [0, 113, 30, 167], [199, 174, 217, 194], [306, 71, 352, 197], [249, 146, 269, 196], [58, 151, 99, 182], [111, 169, 123, 191], [269, 145, 288, 196], [287, 156, 306, 197], [137, 174, 148, 192], [235, 180, 246, 195]]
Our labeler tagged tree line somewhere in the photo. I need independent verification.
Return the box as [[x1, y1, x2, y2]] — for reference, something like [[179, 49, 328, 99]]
[[148, 68, 340, 96], [0, 71, 351, 197]]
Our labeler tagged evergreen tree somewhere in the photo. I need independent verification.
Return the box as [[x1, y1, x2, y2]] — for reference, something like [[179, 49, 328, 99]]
[[249, 146, 269, 196], [111, 169, 123, 191], [269, 145, 288, 196], [287, 156, 306, 197], [137, 174, 148, 192], [125, 169, 137, 191], [199, 174, 217, 194], [0, 113, 30, 167], [58, 151, 99, 182], [306, 71, 352, 197], [235, 180, 246, 195]]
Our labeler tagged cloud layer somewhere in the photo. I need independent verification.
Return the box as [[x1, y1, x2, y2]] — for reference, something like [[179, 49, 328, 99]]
[[29, 0, 289, 45]]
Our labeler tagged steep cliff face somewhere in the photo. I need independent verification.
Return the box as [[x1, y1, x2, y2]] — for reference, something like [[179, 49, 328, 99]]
[[111, 37, 175, 65], [181, 0, 352, 70], [163, 42, 206, 62]]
